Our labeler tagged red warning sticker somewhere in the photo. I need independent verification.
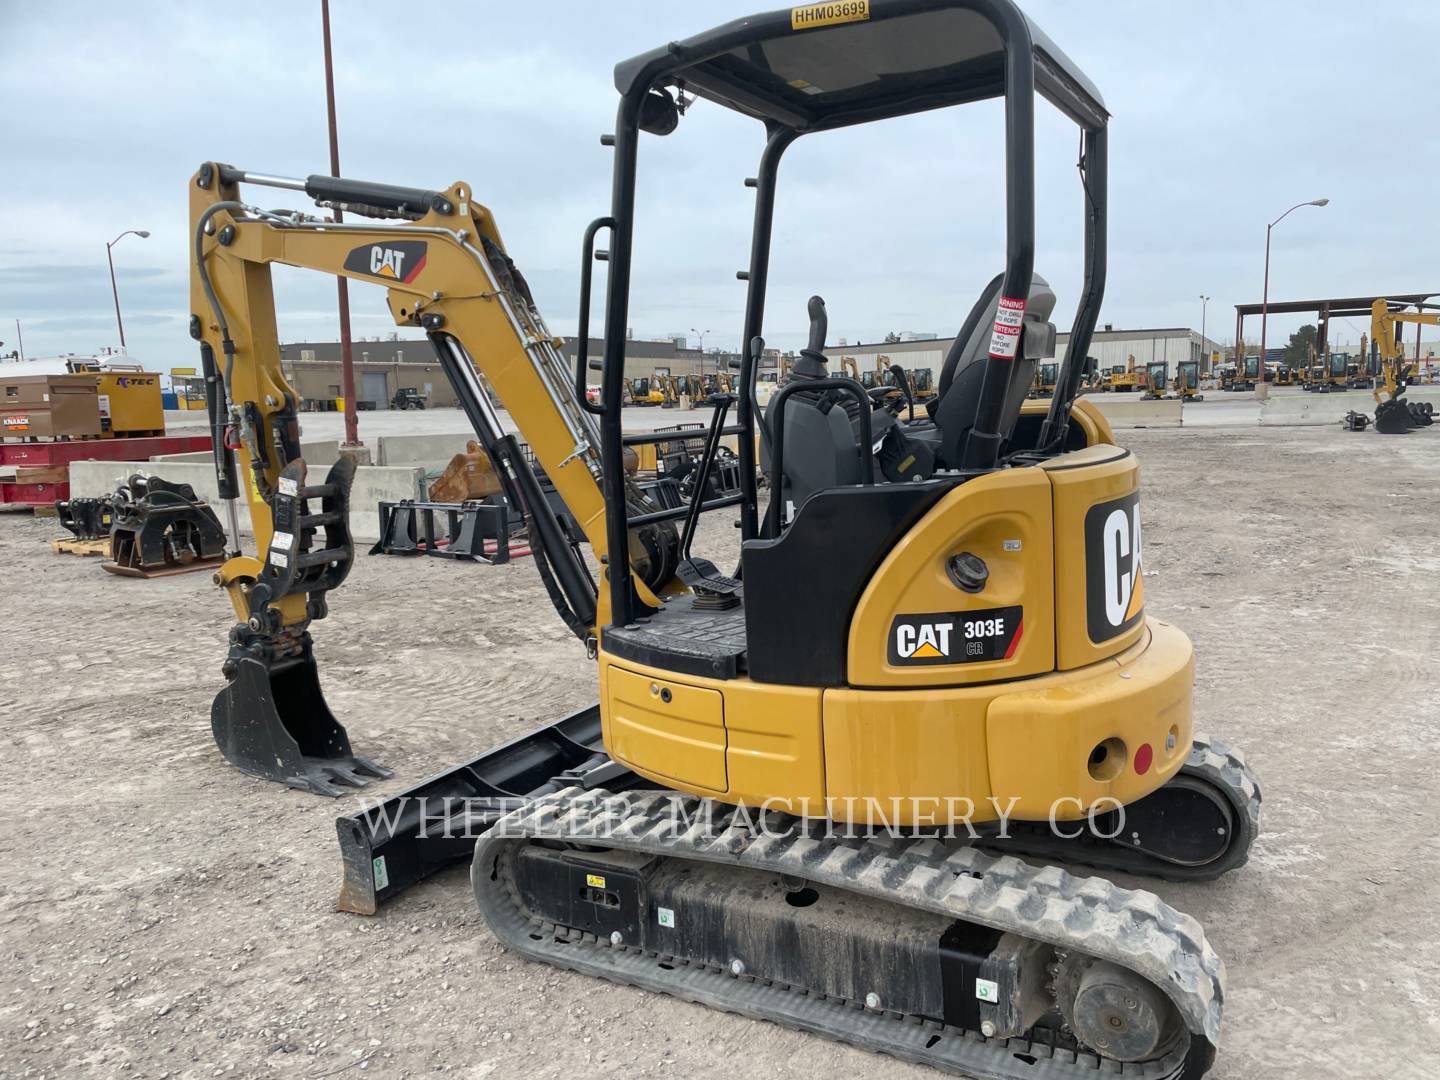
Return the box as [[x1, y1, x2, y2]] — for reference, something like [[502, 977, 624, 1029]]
[[988, 295, 1027, 359]]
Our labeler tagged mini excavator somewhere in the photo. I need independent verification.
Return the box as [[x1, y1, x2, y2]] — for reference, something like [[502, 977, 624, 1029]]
[[190, 3, 1261, 1077]]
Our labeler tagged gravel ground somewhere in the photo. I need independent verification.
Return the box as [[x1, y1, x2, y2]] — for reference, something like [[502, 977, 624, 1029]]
[[2, 424, 1438, 1080]]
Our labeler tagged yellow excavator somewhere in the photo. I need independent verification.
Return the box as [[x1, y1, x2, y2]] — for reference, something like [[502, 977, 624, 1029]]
[[1368, 298, 1438, 432], [191, 4, 1260, 1077]]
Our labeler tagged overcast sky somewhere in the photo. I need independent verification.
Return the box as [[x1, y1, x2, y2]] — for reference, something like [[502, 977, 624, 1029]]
[[3, 1, 1437, 368]]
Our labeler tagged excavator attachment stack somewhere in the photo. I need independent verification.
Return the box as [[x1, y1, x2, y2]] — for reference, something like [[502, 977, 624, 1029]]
[[102, 474, 228, 578]]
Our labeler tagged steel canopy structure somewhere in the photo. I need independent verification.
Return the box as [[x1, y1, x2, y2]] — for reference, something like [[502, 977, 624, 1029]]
[[1233, 292, 1439, 360]]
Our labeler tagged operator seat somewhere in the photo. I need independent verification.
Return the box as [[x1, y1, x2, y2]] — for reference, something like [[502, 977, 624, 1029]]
[[919, 273, 1057, 468]]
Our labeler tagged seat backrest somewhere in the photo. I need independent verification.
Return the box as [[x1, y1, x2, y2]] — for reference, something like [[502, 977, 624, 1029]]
[[762, 386, 862, 520], [931, 274, 1056, 467]]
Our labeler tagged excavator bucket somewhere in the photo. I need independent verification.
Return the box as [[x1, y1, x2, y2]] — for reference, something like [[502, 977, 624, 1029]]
[[426, 439, 503, 503], [1374, 398, 1416, 434], [210, 456, 392, 797], [211, 631, 390, 797]]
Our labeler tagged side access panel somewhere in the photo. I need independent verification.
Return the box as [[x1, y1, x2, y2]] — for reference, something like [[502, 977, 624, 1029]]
[[602, 663, 728, 794], [847, 468, 1054, 687]]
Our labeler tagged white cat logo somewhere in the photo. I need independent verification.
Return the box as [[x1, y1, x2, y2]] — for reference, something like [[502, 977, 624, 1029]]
[[894, 621, 952, 659], [1100, 503, 1143, 629]]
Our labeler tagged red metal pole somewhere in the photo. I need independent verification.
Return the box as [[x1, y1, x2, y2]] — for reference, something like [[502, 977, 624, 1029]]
[[322, 0, 361, 448]]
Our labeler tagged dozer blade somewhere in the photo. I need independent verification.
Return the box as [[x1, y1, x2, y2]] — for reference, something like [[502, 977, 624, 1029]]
[[211, 632, 391, 798], [333, 705, 634, 914]]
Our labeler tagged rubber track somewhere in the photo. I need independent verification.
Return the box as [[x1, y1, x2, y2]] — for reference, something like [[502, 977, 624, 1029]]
[[472, 788, 1224, 1080]]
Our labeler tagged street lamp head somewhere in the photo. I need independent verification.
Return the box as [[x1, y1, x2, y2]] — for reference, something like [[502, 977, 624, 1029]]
[[136, 230, 151, 238], [1309, 199, 1329, 207]]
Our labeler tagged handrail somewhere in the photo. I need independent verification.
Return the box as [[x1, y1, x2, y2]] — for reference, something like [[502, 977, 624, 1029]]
[[574, 216, 615, 416]]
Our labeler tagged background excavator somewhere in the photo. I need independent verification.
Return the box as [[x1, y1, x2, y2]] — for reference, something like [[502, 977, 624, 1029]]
[[1368, 298, 1438, 432], [190, 3, 1261, 1078]]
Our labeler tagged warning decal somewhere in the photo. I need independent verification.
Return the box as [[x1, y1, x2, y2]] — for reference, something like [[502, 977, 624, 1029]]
[[988, 295, 1027, 359]]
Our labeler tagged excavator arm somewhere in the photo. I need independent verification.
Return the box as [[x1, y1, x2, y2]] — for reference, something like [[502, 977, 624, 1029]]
[[188, 163, 675, 793], [1370, 297, 1439, 404]]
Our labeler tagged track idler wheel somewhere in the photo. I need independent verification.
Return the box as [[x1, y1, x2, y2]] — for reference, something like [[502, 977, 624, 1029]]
[[1057, 957, 1184, 1063]]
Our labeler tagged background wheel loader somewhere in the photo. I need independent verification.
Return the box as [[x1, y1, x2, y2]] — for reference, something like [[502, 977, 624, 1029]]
[[190, 3, 1261, 1077]]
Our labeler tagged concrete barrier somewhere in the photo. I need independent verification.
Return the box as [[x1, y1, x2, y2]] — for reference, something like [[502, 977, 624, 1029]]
[[374, 432, 473, 466], [67, 459, 426, 542], [150, 439, 341, 467], [1087, 399, 1182, 427]]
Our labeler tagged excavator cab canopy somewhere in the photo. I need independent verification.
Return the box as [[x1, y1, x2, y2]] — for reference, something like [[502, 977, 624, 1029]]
[[614, 1, 1107, 131], [595, 0, 1110, 626]]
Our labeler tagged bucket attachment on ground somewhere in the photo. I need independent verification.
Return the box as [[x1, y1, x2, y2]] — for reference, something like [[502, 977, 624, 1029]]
[[55, 495, 114, 540], [1341, 410, 1370, 431], [101, 474, 227, 577], [211, 455, 392, 796], [1374, 398, 1416, 434], [334, 704, 635, 913], [426, 439, 503, 503], [369, 498, 527, 563]]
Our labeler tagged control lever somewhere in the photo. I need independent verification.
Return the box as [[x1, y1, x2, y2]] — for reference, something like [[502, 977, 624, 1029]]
[[806, 295, 827, 354]]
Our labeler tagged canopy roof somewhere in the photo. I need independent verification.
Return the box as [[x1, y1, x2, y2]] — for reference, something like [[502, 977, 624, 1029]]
[[615, 0, 1107, 132]]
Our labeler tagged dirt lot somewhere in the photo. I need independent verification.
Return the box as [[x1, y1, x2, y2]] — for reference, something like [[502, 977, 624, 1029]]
[[2, 425, 1438, 1080]]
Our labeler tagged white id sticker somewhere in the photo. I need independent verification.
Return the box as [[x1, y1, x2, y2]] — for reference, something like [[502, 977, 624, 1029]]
[[278, 476, 299, 497], [270, 530, 294, 549], [975, 978, 999, 1003], [270, 551, 288, 568], [657, 907, 676, 929]]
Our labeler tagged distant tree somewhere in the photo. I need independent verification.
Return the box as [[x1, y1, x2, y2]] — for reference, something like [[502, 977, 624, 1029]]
[[1282, 324, 1318, 366], [884, 331, 902, 343]]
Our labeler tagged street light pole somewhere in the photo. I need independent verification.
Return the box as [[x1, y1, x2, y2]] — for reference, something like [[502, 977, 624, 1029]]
[[1258, 198, 1329, 400], [690, 327, 710, 374], [105, 229, 151, 350], [1198, 295, 1210, 375], [322, 0, 362, 451]]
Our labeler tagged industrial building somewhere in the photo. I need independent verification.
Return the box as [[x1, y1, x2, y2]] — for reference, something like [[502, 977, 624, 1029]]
[[276, 336, 740, 408], [824, 324, 1223, 383]]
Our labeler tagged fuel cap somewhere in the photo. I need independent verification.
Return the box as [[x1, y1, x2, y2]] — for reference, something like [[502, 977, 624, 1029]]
[[948, 552, 988, 593]]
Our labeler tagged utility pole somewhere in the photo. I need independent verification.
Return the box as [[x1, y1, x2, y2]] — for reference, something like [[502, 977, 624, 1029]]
[[322, 0, 363, 453], [14, 319, 23, 362]]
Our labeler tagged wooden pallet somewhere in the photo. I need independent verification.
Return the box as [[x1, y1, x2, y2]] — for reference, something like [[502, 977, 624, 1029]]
[[50, 536, 110, 557]]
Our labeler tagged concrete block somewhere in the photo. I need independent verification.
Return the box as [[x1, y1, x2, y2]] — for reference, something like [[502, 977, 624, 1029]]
[[374, 432, 474, 467], [1087, 399, 1182, 427], [149, 439, 341, 467]]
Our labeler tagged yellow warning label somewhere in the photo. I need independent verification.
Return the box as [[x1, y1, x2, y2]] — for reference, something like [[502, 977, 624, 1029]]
[[585, 873, 607, 889], [791, 0, 869, 32]]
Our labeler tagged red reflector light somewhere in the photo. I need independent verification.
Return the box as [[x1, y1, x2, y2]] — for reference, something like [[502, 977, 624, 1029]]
[[1134, 742, 1154, 775]]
